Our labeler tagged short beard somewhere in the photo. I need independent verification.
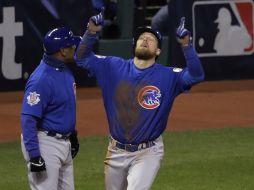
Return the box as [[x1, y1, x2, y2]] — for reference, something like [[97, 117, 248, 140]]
[[135, 48, 155, 60]]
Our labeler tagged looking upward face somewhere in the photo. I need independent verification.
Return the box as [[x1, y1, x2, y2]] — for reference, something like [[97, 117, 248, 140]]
[[135, 32, 160, 60]]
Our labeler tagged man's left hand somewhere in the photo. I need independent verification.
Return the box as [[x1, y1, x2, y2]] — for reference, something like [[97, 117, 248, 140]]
[[87, 8, 104, 34], [176, 17, 191, 47], [70, 131, 79, 159]]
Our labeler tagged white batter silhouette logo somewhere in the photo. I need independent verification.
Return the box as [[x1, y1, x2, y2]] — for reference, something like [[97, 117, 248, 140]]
[[214, 7, 251, 55], [192, 0, 254, 57]]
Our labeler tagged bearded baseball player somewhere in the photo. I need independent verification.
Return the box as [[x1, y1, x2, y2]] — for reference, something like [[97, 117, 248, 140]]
[[21, 27, 80, 190], [75, 11, 204, 190]]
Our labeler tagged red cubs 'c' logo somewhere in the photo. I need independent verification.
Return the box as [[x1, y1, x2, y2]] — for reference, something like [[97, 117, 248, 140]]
[[138, 86, 161, 109]]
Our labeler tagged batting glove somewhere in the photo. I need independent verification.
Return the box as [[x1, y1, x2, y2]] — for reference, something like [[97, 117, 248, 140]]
[[90, 8, 104, 26], [70, 130, 79, 159], [176, 17, 190, 39], [29, 156, 46, 172]]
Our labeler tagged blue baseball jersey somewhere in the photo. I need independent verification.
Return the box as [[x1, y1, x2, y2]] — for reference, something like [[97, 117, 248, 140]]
[[77, 54, 192, 144], [21, 54, 76, 157], [76, 32, 204, 144]]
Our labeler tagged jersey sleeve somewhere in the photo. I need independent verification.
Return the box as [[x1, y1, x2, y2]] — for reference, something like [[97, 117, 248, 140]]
[[21, 114, 40, 158], [180, 45, 205, 88], [172, 45, 205, 95], [76, 53, 123, 87], [21, 76, 52, 159], [21, 76, 52, 118], [172, 67, 191, 95]]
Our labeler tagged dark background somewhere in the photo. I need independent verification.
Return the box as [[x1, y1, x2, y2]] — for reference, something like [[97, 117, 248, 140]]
[[0, 0, 254, 91]]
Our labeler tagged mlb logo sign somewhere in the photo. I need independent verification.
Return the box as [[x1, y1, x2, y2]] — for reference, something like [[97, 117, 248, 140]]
[[192, 0, 254, 57]]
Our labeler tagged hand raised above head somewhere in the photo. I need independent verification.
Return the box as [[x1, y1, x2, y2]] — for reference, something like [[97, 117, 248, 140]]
[[176, 17, 190, 38], [176, 17, 191, 47], [87, 8, 105, 34], [90, 7, 105, 26]]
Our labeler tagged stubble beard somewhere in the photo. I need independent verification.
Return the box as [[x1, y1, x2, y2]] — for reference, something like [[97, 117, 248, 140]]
[[134, 47, 155, 60]]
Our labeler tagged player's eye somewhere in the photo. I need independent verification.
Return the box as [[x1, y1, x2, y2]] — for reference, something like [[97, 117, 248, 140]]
[[139, 36, 155, 42]]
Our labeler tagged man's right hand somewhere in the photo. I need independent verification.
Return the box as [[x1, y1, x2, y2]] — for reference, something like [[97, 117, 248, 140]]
[[88, 8, 104, 34], [30, 156, 46, 172]]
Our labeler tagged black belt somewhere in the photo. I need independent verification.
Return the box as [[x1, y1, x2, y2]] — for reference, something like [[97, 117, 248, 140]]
[[110, 137, 155, 152], [39, 129, 71, 140]]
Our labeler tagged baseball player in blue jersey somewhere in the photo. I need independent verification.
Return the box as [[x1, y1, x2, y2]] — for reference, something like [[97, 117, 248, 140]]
[[75, 11, 204, 190], [21, 27, 80, 190]]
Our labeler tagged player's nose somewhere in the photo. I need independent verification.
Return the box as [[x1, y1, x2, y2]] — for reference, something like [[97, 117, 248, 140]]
[[143, 37, 148, 42]]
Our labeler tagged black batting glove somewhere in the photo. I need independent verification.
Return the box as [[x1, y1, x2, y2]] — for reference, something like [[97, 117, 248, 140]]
[[29, 156, 46, 172], [70, 131, 79, 159]]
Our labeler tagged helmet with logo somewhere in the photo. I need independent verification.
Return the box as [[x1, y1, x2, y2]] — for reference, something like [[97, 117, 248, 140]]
[[133, 26, 162, 49], [43, 27, 81, 55]]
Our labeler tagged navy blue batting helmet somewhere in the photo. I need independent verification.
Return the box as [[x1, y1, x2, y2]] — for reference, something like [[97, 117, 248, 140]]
[[133, 26, 162, 49], [43, 27, 81, 55]]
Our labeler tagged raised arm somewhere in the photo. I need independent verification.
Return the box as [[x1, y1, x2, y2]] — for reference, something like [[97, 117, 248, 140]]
[[75, 9, 104, 69], [176, 17, 205, 86]]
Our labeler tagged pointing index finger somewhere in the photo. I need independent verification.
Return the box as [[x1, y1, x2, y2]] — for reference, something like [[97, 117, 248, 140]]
[[180, 17, 185, 28]]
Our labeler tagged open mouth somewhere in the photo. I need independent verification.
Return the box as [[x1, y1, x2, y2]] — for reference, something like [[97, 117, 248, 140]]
[[141, 44, 148, 48]]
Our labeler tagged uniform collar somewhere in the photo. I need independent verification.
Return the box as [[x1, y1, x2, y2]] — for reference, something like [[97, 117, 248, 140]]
[[43, 53, 66, 70], [132, 59, 156, 73]]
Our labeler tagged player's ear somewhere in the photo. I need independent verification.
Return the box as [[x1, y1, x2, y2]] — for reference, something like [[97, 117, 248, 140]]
[[60, 47, 71, 57], [59, 48, 66, 56], [156, 48, 161, 56]]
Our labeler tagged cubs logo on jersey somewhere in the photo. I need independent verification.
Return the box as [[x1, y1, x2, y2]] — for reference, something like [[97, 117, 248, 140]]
[[138, 86, 161, 109], [192, 0, 254, 57], [27, 91, 40, 106]]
